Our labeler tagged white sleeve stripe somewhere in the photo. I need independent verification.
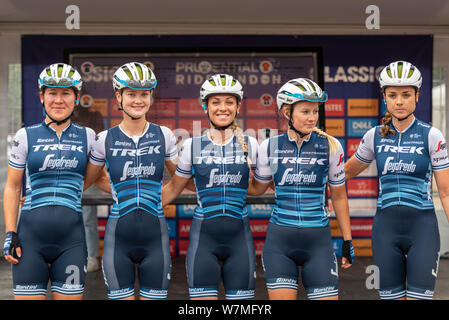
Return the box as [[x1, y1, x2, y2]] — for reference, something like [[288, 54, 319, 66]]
[[175, 169, 192, 178], [8, 161, 25, 169], [329, 179, 345, 186], [254, 172, 271, 181], [354, 152, 372, 164], [433, 163, 449, 171]]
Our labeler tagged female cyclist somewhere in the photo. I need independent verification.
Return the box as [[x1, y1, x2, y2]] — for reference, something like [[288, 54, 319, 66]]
[[161, 74, 258, 300], [345, 61, 449, 300], [3, 63, 96, 300], [248, 78, 354, 300], [84, 62, 178, 300]]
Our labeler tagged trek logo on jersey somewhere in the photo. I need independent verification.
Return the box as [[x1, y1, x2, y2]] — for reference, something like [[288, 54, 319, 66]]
[[269, 157, 326, 165], [38, 154, 79, 171], [205, 168, 243, 187], [110, 145, 161, 157], [376, 144, 424, 155], [278, 168, 317, 185], [381, 157, 416, 175], [436, 141, 447, 153], [33, 144, 84, 153], [120, 161, 156, 181], [196, 155, 247, 165]]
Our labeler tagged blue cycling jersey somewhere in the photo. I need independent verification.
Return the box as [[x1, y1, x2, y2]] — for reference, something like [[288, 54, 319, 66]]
[[355, 118, 449, 210], [255, 131, 345, 228], [176, 132, 258, 220], [90, 123, 177, 218], [8, 121, 95, 213]]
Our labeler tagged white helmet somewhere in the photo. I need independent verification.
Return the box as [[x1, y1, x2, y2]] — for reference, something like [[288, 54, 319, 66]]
[[276, 78, 328, 110], [38, 63, 82, 92], [113, 62, 157, 91], [200, 74, 243, 109], [379, 61, 422, 89]]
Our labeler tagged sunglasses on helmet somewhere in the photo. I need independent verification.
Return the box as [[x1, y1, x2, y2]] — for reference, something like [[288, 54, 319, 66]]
[[283, 91, 328, 103], [40, 76, 80, 88], [117, 78, 157, 90]]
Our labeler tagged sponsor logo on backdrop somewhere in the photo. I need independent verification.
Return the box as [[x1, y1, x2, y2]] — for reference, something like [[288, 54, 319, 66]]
[[347, 179, 378, 197], [347, 139, 361, 157], [249, 220, 269, 237], [347, 119, 378, 137], [325, 119, 345, 137], [175, 60, 282, 86], [325, 99, 345, 117], [347, 99, 378, 117], [324, 66, 384, 83], [178, 219, 192, 238]]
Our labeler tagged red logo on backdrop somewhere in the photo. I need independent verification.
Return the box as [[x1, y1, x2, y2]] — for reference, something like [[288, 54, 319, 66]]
[[178, 219, 192, 238], [253, 240, 265, 257], [325, 99, 345, 117], [169, 240, 176, 257], [249, 220, 269, 237], [97, 218, 107, 239], [347, 179, 378, 197], [178, 240, 189, 257], [350, 219, 373, 237], [347, 139, 361, 157]]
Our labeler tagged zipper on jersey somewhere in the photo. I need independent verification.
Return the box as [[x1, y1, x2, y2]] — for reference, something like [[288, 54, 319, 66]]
[[222, 145, 226, 215], [133, 138, 140, 208], [55, 131, 62, 204], [296, 139, 303, 227], [397, 132, 402, 205]]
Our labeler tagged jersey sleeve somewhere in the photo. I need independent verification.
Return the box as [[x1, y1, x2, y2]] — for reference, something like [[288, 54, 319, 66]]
[[354, 127, 376, 164], [247, 136, 259, 171], [85, 127, 96, 156], [254, 138, 272, 183], [8, 128, 28, 170], [328, 138, 346, 186], [89, 130, 107, 166], [175, 138, 193, 178], [428, 127, 449, 171], [161, 126, 178, 161]]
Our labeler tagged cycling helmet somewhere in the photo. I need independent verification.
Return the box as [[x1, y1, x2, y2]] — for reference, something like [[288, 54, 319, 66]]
[[379, 61, 422, 89], [113, 62, 157, 91], [38, 63, 82, 92], [200, 74, 243, 110], [276, 78, 328, 110]]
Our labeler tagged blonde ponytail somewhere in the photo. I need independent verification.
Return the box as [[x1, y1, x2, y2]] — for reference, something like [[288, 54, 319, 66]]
[[312, 127, 338, 155], [231, 121, 252, 170]]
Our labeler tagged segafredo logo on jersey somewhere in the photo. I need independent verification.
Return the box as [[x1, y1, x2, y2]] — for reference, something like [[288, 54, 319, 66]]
[[278, 168, 317, 185], [269, 157, 326, 165], [110, 146, 161, 157], [376, 145, 425, 155], [196, 155, 247, 165], [38, 154, 79, 171], [33, 144, 84, 152], [120, 161, 156, 181], [205, 168, 243, 187], [381, 157, 416, 175]]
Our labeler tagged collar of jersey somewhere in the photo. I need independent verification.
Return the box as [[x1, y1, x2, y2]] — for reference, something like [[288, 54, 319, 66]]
[[390, 117, 416, 134], [118, 121, 150, 140], [205, 130, 235, 147], [42, 120, 72, 134], [286, 129, 312, 144]]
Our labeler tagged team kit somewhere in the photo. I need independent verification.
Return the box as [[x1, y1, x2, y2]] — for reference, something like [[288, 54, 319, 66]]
[[3, 60, 449, 300]]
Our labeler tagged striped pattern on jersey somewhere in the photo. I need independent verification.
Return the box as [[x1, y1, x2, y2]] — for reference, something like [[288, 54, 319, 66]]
[[15, 122, 88, 213], [187, 134, 251, 220], [267, 132, 332, 228], [356, 119, 448, 210], [102, 124, 166, 218]]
